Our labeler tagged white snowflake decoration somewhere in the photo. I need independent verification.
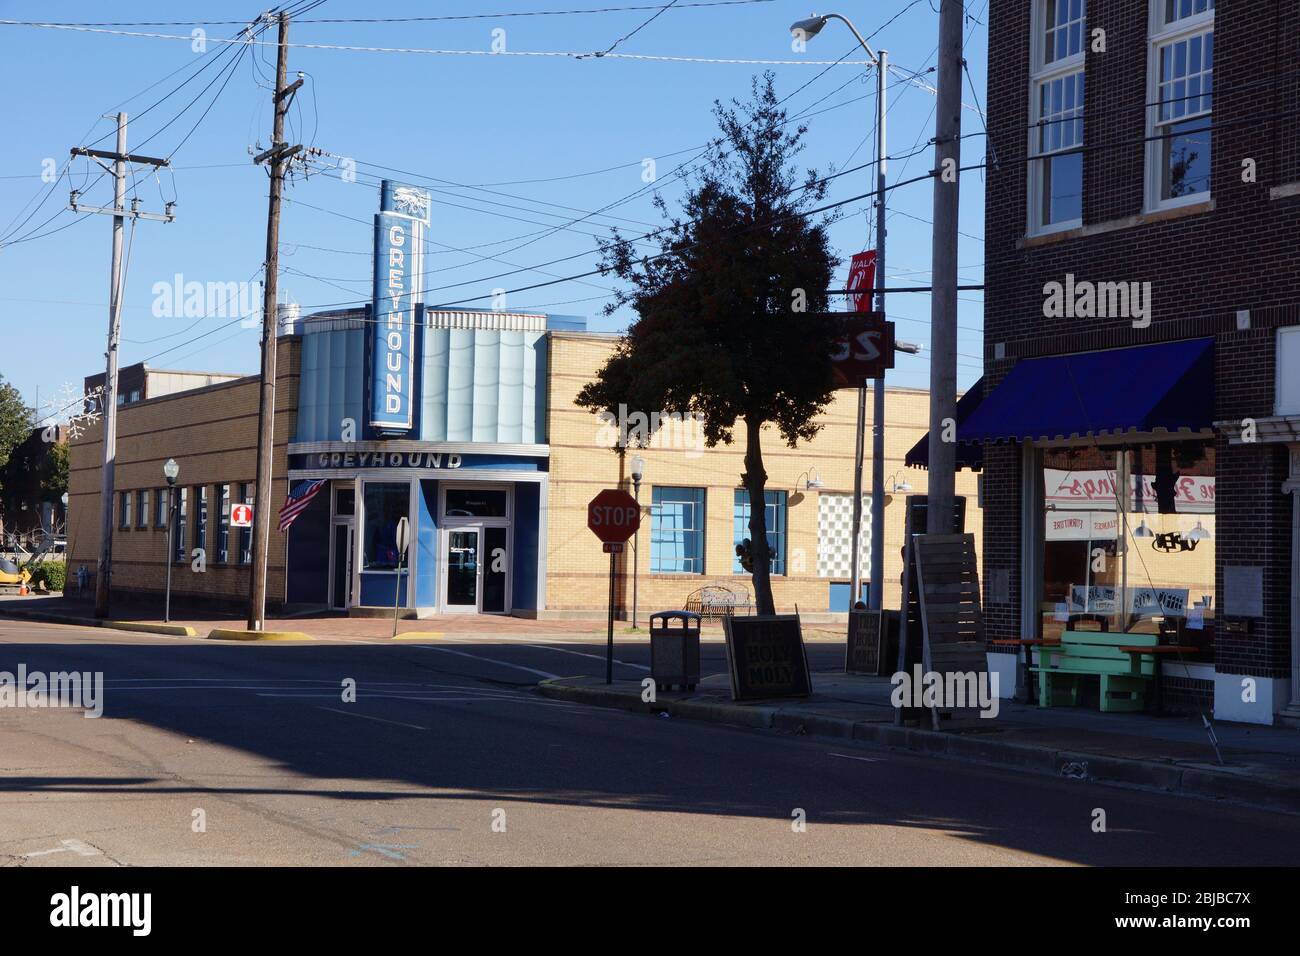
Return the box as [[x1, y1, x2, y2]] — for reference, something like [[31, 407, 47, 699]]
[[38, 382, 103, 441]]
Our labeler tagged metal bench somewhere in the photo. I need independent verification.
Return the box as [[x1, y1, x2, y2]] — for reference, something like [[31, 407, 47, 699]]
[[683, 585, 755, 620]]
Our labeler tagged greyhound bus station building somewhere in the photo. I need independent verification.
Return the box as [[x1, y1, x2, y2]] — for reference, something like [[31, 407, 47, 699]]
[[67, 182, 981, 620]]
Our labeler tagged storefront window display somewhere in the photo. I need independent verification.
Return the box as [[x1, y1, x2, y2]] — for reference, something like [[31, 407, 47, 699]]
[[1038, 440, 1214, 652]]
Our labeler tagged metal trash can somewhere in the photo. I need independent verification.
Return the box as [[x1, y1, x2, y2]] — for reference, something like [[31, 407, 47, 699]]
[[650, 611, 701, 691]]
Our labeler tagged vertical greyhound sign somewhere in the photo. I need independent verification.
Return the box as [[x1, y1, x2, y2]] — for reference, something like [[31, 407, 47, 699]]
[[370, 180, 429, 434]]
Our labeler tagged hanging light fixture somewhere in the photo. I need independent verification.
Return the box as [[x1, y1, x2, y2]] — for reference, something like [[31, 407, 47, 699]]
[[1133, 518, 1154, 538], [1188, 520, 1211, 542]]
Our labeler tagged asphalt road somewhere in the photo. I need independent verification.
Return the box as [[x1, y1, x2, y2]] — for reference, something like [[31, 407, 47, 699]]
[[0, 618, 1296, 867]]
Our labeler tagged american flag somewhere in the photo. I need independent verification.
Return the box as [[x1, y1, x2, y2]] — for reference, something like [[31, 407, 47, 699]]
[[278, 479, 327, 532]]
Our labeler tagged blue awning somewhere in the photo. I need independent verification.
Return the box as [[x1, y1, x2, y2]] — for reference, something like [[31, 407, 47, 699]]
[[958, 338, 1215, 443], [906, 376, 985, 470]]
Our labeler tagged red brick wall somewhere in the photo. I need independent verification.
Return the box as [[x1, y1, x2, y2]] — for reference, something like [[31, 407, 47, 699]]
[[983, 0, 1298, 677]]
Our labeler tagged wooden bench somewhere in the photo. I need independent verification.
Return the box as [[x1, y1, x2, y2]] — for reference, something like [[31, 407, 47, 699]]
[[1030, 630, 1158, 713]]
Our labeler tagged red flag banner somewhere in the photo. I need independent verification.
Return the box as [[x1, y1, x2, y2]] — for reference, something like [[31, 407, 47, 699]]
[[847, 250, 877, 312]]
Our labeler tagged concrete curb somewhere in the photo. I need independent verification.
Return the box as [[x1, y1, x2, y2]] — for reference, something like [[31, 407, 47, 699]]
[[537, 678, 1300, 813], [205, 628, 314, 642], [0, 608, 105, 629], [391, 632, 445, 641], [104, 621, 197, 638]]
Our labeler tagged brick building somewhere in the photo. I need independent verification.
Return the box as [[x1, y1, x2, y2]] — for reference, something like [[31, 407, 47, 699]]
[[66, 311, 980, 620], [67, 179, 982, 623], [970, 0, 1300, 724]]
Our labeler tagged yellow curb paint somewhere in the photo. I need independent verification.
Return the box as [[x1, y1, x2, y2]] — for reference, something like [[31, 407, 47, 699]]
[[205, 628, 314, 642], [105, 621, 198, 637], [391, 632, 445, 641]]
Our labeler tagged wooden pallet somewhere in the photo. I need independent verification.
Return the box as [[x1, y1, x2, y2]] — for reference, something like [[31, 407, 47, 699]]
[[896, 532, 989, 731]]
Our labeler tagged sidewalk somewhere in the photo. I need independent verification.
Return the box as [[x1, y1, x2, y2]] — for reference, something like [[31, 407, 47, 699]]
[[537, 671, 1300, 813], [0, 593, 849, 642]]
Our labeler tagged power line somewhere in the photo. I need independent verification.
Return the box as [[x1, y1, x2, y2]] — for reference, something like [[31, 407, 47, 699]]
[[8, 2, 779, 27]]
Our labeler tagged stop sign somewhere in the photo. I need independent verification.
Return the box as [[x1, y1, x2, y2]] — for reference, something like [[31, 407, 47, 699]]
[[587, 489, 640, 544]]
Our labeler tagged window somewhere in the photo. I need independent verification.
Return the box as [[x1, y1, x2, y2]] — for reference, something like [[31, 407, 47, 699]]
[[444, 488, 508, 518], [194, 485, 208, 556], [173, 487, 188, 562], [1148, 0, 1213, 206], [650, 487, 705, 574], [1164, 0, 1212, 24], [156, 488, 168, 528], [119, 491, 131, 530], [1029, 0, 1086, 233], [217, 484, 230, 563], [363, 482, 409, 571], [733, 490, 787, 575], [1036, 441, 1215, 656], [136, 490, 149, 529], [237, 483, 253, 564], [128, 389, 141, 403]]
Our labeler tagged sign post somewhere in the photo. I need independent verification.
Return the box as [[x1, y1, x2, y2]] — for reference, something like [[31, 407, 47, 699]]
[[392, 516, 410, 638], [588, 489, 641, 684]]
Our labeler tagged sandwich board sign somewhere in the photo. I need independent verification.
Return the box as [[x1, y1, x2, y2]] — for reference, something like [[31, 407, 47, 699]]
[[722, 614, 813, 701]]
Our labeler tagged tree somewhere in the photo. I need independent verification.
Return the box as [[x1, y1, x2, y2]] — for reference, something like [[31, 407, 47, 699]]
[[0, 375, 32, 476], [577, 74, 840, 615], [40, 440, 69, 503]]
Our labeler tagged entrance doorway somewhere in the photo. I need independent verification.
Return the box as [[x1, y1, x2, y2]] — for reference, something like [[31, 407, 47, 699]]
[[330, 522, 355, 610], [438, 483, 511, 614], [440, 525, 509, 613]]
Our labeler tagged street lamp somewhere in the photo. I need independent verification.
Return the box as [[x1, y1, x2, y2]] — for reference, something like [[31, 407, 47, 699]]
[[630, 454, 645, 630], [889, 471, 913, 494], [789, 11, 889, 612], [162, 458, 179, 623]]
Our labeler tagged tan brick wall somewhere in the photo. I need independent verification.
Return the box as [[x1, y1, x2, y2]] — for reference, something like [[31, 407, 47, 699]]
[[543, 333, 983, 614], [68, 338, 300, 608]]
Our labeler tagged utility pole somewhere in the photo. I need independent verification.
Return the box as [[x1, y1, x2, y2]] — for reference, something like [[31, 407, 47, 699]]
[[867, 48, 888, 610], [248, 11, 303, 629], [70, 114, 174, 618], [925, 0, 964, 536]]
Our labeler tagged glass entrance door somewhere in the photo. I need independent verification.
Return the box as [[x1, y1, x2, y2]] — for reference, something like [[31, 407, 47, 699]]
[[330, 523, 354, 610], [444, 529, 480, 612]]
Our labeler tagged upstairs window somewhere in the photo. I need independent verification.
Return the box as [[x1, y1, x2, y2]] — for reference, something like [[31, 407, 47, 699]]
[[1148, 0, 1213, 207], [1029, 0, 1086, 233]]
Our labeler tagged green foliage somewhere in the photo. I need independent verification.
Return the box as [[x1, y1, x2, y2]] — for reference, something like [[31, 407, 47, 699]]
[[28, 560, 67, 592], [0, 375, 34, 476], [40, 440, 69, 502], [577, 74, 841, 615]]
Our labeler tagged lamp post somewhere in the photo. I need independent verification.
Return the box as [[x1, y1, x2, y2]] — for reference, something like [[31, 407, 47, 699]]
[[162, 458, 179, 623], [630, 454, 645, 630], [791, 12, 889, 610]]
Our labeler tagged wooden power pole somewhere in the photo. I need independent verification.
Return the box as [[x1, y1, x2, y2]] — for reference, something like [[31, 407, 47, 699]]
[[247, 11, 302, 629], [925, 0, 964, 536]]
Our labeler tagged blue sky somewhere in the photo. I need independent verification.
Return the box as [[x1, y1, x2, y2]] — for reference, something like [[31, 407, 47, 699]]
[[0, 0, 988, 424]]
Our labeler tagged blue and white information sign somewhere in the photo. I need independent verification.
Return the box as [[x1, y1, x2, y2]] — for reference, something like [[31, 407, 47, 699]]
[[369, 180, 430, 433]]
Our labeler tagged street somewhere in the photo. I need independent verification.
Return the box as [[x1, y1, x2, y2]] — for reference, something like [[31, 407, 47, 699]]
[[1, 619, 1295, 867]]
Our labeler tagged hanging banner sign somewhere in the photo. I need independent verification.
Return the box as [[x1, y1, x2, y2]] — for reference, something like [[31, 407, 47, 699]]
[[369, 180, 430, 435], [847, 250, 877, 313]]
